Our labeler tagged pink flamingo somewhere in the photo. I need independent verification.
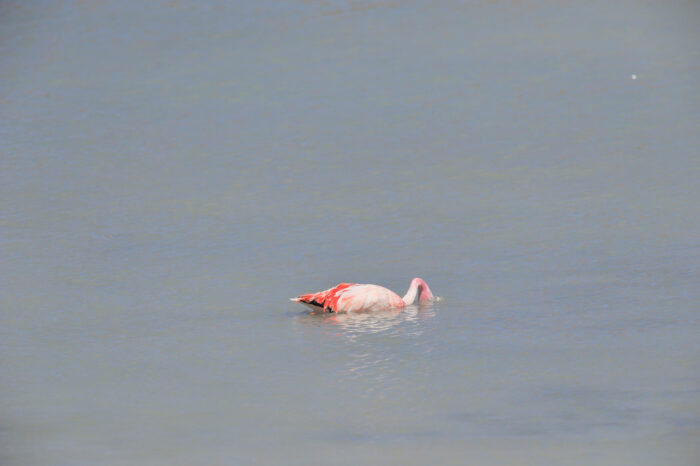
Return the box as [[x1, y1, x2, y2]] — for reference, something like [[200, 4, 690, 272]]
[[291, 277, 435, 313]]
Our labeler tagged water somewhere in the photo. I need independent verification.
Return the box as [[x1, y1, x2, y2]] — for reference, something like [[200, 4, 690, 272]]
[[1, 0, 699, 464]]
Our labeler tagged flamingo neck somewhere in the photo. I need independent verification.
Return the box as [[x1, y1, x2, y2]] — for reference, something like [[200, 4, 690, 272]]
[[402, 278, 434, 305]]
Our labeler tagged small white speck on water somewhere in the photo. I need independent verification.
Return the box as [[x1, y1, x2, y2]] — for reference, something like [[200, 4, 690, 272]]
[[631, 74, 637, 80]]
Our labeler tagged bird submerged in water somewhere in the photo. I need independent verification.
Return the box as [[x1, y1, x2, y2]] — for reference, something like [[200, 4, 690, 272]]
[[291, 277, 435, 313]]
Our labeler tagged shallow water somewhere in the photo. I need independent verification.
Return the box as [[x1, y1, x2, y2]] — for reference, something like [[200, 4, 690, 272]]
[[1, 0, 699, 464]]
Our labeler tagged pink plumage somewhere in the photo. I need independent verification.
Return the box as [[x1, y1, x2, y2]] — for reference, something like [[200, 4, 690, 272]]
[[291, 278, 435, 313]]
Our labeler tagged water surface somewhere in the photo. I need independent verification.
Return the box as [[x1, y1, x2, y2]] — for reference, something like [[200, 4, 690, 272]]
[[1, 0, 699, 464]]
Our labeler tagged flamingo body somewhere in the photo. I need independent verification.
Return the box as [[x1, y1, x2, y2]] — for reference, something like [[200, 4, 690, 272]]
[[291, 278, 434, 313]]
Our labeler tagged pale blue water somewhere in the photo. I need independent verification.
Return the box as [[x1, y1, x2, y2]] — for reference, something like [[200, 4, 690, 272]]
[[1, 0, 699, 464]]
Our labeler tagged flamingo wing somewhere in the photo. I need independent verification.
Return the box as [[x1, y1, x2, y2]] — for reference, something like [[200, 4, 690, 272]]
[[292, 283, 355, 312]]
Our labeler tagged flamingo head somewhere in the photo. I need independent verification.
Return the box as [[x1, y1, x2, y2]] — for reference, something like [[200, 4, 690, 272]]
[[402, 277, 435, 305]]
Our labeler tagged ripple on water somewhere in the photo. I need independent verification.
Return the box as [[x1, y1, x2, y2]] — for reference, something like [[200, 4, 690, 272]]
[[290, 304, 440, 399]]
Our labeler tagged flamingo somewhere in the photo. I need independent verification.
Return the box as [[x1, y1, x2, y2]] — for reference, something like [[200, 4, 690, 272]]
[[290, 277, 435, 313]]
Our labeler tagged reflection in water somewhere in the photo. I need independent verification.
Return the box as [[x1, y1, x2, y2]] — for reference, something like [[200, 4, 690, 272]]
[[295, 303, 437, 338], [294, 304, 438, 392]]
